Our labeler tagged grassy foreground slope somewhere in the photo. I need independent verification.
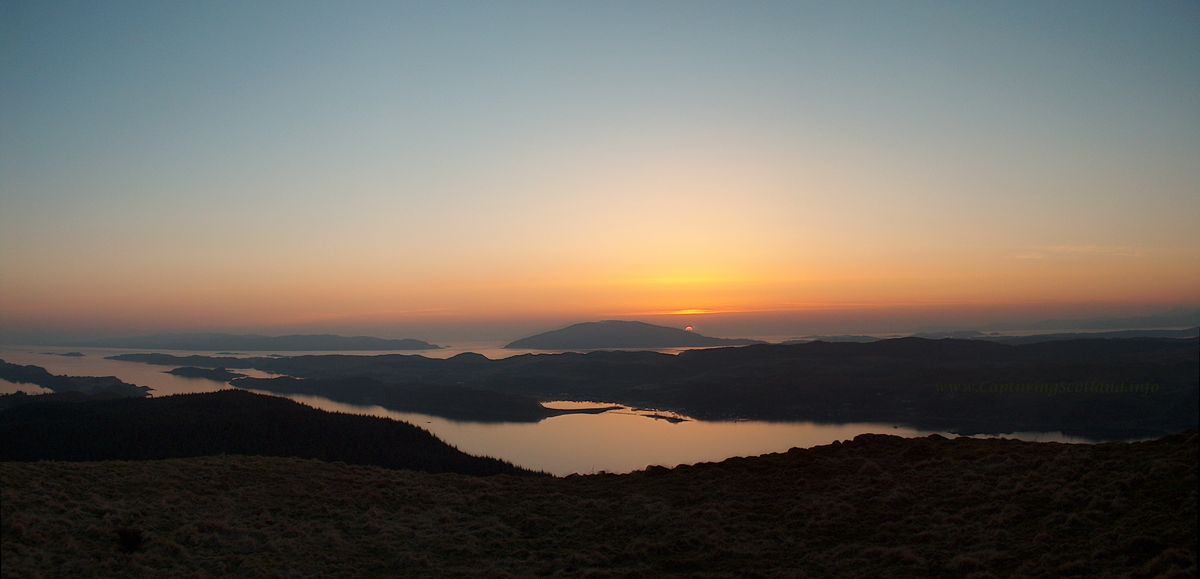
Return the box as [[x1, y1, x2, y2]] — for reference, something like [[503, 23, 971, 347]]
[[3, 432, 1195, 577]]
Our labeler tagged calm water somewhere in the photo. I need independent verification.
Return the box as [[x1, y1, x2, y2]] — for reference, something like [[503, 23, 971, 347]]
[[0, 378, 51, 395], [1, 345, 1100, 475]]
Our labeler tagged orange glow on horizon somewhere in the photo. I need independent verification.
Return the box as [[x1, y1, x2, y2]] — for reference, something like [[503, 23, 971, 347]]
[[2, 225, 1198, 336]]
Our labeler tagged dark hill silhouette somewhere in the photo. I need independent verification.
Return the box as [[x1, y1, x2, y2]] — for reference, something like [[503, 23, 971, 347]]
[[233, 376, 618, 422], [985, 326, 1199, 344], [70, 332, 441, 351], [506, 320, 764, 349], [0, 390, 142, 411], [0, 389, 534, 476], [110, 338, 1199, 437], [784, 327, 1200, 344]]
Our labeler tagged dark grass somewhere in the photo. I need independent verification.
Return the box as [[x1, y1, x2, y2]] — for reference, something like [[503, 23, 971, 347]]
[[2, 431, 1194, 576]]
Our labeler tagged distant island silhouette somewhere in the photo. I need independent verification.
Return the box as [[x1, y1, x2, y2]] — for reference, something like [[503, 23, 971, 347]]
[[782, 327, 1199, 345], [506, 320, 764, 349], [982, 326, 1199, 344], [0, 359, 150, 397], [234, 375, 622, 422], [782, 335, 884, 344], [110, 336, 1198, 437], [166, 367, 246, 381], [67, 332, 441, 351]]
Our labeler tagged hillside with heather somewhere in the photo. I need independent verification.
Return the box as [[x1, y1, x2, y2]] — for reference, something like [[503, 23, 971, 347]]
[[2, 431, 1194, 576]]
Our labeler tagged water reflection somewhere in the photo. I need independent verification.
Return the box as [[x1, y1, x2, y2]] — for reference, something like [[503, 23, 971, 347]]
[[244, 390, 1096, 475], [0, 347, 281, 396]]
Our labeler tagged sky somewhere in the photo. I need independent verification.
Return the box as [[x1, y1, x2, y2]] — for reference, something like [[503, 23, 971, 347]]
[[2, 0, 1198, 343]]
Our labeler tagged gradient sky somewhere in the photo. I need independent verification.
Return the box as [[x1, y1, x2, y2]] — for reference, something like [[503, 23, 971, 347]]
[[2, 0, 1198, 342]]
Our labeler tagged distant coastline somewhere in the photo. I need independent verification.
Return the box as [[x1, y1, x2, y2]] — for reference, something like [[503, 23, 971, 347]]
[[57, 333, 442, 352], [105, 336, 1199, 437], [0, 359, 150, 398]]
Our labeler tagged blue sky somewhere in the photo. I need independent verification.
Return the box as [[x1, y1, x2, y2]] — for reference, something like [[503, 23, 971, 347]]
[[2, 1, 1198, 340]]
